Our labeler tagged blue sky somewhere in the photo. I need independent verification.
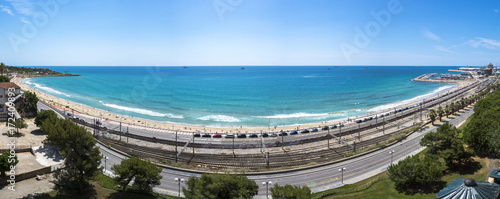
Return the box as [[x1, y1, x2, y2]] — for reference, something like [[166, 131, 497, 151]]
[[0, 0, 499, 66]]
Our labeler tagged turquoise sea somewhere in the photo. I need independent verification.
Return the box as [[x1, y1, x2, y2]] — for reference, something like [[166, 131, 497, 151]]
[[23, 66, 459, 127]]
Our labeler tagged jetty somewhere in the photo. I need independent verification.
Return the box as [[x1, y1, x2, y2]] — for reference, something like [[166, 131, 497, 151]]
[[412, 73, 471, 83], [412, 73, 436, 81]]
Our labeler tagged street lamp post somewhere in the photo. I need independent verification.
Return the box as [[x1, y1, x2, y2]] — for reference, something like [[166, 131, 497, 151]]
[[262, 181, 272, 199], [383, 116, 385, 134], [175, 178, 184, 198], [175, 130, 178, 163], [103, 155, 109, 173], [389, 150, 395, 165], [339, 167, 346, 184], [327, 128, 330, 149]]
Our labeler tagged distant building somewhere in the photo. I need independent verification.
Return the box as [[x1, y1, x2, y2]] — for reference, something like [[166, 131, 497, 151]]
[[0, 82, 21, 121]]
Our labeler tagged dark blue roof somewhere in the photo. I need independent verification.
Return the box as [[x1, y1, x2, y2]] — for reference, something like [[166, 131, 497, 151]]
[[436, 177, 500, 199]]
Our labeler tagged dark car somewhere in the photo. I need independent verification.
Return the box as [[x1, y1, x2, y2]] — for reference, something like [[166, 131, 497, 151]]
[[225, 134, 235, 138], [279, 132, 288, 136], [237, 134, 247, 138], [193, 133, 201, 137], [321, 126, 329, 130], [339, 123, 345, 127], [356, 119, 362, 123], [311, 128, 319, 132], [213, 134, 222, 138], [290, 131, 298, 135], [331, 125, 337, 129], [249, 134, 258, 138], [301, 129, 310, 134], [269, 133, 278, 137], [96, 121, 102, 125], [202, 133, 211, 138], [261, 133, 269, 137]]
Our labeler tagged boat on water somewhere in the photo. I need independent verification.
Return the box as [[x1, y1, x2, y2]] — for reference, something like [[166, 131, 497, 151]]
[[241, 67, 245, 70], [362, 66, 368, 68], [183, 66, 188, 68], [415, 66, 420, 68]]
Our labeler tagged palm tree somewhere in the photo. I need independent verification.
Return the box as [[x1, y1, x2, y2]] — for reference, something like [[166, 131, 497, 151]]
[[0, 62, 5, 77], [445, 104, 451, 117], [450, 102, 455, 114], [437, 106, 444, 121], [429, 109, 437, 125]]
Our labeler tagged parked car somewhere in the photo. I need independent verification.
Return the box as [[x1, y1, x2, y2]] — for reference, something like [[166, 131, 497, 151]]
[[278, 132, 288, 136], [213, 134, 222, 138], [237, 134, 247, 138], [321, 126, 329, 130], [225, 134, 235, 138], [311, 128, 319, 132], [290, 131, 298, 135], [301, 129, 310, 134], [356, 119, 362, 123], [269, 133, 278, 137], [96, 121, 102, 125], [261, 133, 269, 137], [249, 134, 258, 138], [193, 133, 201, 137], [202, 133, 211, 138], [331, 125, 337, 129], [339, 123, 344, 127]]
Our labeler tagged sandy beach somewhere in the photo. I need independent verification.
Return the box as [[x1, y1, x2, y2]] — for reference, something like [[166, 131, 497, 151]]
[[12, 77, 474, 134]]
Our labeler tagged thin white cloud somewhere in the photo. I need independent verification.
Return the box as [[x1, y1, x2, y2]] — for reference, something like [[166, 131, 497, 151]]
[[434, 45, 454, 53], [466, 37, 500, 49], [494, 9, 499, 13], [6, 0, 34, 16], [19, 17, 30, 24], [423, 29, 442, 42], [0, 5, 14, 16]]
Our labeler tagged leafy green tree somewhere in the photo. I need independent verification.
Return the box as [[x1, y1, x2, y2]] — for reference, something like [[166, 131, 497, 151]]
[[0, 152, 19, 176], [437, 106, 444, 121], [429, 109, 437, 124], [183, 173, 259, 199], [270, 184, 311, 199], [388, 154, 443, 194], [463, 89, 500, 155], [8, 119, 28, 136], [43, 117, 102, 192], [112, 156, 162, 192], [35, 110, 58, 127], [0, 75, 10, 82], [18, 91, 39, 116]]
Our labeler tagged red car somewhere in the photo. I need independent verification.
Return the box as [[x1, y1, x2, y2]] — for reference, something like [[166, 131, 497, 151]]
[[213, 134, 222, 138]]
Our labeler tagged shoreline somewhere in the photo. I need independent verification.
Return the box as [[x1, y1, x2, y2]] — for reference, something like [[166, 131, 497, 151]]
[[12, 76, 472, 133]]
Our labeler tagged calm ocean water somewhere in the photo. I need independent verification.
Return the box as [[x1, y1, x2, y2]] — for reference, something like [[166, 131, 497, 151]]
[[23, 66, 458, 127]]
